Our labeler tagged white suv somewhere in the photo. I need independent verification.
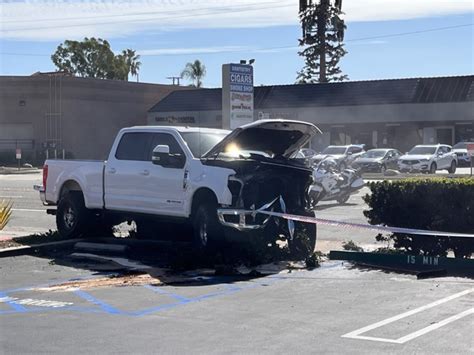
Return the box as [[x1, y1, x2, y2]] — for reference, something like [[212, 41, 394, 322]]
[[398, 144, 457, 174]]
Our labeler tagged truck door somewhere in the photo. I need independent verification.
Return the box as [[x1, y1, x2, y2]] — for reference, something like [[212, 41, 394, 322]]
[[104, 132, 187, 217], [143, 132, 187, 216], [104, 132, 154, 213]]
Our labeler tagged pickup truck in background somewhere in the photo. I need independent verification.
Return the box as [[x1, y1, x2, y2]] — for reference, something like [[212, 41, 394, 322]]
[[35, 120, 321, 259]]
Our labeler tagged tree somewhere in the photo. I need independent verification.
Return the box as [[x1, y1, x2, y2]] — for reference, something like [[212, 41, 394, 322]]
[[181, 60, 206, 87], [296, 0, 348, 84], [121, 49, 142, 82], [51, 38, 141, 81]]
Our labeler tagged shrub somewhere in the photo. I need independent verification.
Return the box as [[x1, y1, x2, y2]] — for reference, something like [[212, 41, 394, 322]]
[[363, 178, 474, 258]]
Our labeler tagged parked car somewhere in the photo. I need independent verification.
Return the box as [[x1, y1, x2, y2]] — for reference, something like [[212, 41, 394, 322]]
[[34, 119, 320, 258], [351, 148, 402, 173], [398, 144, 457, 174], [452, 142, 474, 166], [311, 145, 365, 170]]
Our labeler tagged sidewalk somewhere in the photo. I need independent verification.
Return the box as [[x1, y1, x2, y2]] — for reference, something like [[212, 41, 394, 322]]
[[0, 167, 41, 175]]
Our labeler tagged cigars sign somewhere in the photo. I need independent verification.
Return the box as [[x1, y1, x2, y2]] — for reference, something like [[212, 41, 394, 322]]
[[222, 64, 254, 129]]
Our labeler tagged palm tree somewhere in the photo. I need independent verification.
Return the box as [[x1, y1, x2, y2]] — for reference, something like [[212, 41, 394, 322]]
[[181, 60, 206, 87], [122, 49, 141, 82]]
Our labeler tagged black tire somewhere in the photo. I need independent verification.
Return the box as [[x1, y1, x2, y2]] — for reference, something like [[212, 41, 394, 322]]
[[448, 160, 456, 174], [337, 193, 350, 204], [192, 202, 221, 251], [56, 191, 89, 238], [288, 220, 317, 260], [429, 162, 437, 174]]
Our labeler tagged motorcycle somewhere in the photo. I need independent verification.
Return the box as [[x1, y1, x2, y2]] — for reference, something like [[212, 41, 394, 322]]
[[308, 157, 365, 205]]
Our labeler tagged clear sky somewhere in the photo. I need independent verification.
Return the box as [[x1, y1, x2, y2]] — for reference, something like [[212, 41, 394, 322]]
[[1, 0, 473, 87]]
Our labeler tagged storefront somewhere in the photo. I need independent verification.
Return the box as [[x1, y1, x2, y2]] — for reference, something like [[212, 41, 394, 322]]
[[148, 75, 474, 152]]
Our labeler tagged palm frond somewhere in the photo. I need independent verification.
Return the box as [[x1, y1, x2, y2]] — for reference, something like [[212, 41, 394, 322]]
[[0, 199, 13, 231]]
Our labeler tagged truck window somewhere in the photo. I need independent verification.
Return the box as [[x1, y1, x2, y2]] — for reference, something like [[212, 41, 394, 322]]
[[115, 132, 152, 161]]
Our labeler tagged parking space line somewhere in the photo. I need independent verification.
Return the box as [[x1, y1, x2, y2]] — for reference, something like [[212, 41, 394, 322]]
[[342, 287, 474, 344], [143, 285, 191, 303], [397, 307, 474, 343], [12, 208, 45, 212], [74, 289, 122, 315], [0, 292, 27, 312]]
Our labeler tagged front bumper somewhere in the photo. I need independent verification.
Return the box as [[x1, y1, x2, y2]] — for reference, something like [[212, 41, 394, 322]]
[[353, 164, 382, 172], [217, 208, 271, 230], [217, 197, 280, 231], [456, 155, 471, 165], [398, 162, 430, 172]]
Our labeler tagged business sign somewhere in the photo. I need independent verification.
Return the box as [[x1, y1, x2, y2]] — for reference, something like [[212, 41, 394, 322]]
[[222, 64, 254, 129], [16, 148, 21, 160], [467, 143, 474, 157], [154, 116, 196, 124]]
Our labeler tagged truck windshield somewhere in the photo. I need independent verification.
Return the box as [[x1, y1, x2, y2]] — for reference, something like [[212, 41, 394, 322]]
[[408, 146, 437, 155], [180, 132, 229, 158], [322, 147, 346, 155], [360, 150, 387, 158]]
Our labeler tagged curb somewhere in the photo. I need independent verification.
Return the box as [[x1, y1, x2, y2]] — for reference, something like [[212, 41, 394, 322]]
[[362, 173, 472, 180], [0, 169, 41, 175], [0, 239, 83, 258], [329, 250, 474, 276]]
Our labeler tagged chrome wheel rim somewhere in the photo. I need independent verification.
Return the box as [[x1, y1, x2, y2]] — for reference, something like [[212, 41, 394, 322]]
[[63, 206, 76, 229], [199, 221, 208, 246]]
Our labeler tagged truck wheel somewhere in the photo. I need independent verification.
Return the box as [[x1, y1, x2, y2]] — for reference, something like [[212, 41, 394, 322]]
[[337, 193, 350, 204], [429, 163, 437, 174], [448, 160, 456, 174], [288, 220, 317, 260], [56, 192, 89, 238], [192, 203, 221, 251]]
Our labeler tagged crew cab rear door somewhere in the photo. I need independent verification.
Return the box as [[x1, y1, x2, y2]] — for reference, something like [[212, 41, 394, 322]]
[[104, 131, 187, 216]]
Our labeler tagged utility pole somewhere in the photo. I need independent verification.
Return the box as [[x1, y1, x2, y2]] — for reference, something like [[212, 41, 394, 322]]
[[166, 76, 181, 86]]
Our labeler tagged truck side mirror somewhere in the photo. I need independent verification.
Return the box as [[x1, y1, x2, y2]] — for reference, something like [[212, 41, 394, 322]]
[[152, 145, 170, 165], [152, 145, 185, 168]]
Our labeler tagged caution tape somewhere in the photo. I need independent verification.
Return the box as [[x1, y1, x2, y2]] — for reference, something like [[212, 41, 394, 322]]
[[256, 210, 474, 239]]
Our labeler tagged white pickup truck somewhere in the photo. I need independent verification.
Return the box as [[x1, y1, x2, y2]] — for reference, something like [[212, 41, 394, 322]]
[[35, 119, 321, 257]]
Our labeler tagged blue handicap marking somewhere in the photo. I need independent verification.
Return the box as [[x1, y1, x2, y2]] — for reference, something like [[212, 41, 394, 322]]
[[0, 273, 289, 317]]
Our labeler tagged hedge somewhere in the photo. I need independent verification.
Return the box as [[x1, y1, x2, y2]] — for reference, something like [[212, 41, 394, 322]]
[[363, 178, 474, 258]]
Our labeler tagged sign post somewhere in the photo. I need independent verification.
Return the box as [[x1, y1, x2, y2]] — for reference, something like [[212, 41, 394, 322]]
[[16, 148, 22, 171], [467, 143, 474, 177], [222, 63, 254, 129]]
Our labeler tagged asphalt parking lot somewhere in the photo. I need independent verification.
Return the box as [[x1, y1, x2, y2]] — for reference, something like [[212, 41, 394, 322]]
[[1, 170, 473, 354], [0, 254, 473, 354]]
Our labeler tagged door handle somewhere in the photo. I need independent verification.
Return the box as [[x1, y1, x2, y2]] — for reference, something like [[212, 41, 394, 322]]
[[108, 168, 116, 174], [140, 170, 150, 176]]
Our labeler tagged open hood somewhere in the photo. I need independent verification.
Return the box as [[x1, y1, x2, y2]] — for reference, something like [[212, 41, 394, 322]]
[[203, 119, 321, 159]]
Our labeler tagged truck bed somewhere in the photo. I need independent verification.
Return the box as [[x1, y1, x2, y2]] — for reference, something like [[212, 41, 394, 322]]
[[44, 159, 105, 209]]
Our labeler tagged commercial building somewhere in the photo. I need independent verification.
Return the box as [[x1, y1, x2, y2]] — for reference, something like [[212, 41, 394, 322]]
[[0, 73, 185, 164], [148, 75, 474, 152]]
